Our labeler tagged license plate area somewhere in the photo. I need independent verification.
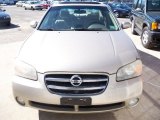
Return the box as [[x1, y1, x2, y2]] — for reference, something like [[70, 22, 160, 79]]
[[60, 97, 91, 106]]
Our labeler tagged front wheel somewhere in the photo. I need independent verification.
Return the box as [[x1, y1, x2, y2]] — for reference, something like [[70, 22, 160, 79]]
[[141, 27, 153, 49], [31, 7, 34, 10], [6, 22, 10, 26], [114, 12, 120, 18]]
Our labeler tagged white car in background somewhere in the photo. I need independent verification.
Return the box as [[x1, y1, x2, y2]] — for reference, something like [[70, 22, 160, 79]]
[[13, 2, 143, 113], [23, 1, 43, 10], [16, 1, 25, 7]]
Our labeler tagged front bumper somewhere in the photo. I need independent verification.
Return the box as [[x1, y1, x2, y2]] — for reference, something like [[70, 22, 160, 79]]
[[121, 12, 130, 17], [34, 6, 43, 10], [149, 30, 160, 45], [0, 18, 10, 25], [12, 73, 143, 113]]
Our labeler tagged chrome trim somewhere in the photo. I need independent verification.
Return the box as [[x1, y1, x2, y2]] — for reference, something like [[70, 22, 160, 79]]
[[47, 85, 106, 90], [45, 78, 69, 82], [45, 77, 108, 82]]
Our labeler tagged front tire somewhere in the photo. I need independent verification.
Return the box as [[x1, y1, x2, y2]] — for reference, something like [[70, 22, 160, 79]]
[[141, 27, 153, 49], [114, 12, 120, 18], [6, 22, 10, 26], [31, 7, 34, 10]]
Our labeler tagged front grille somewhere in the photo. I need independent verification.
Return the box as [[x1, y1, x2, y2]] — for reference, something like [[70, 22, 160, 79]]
[[0, 17, 5, 20], [29, 101, 125, 112], [0, 17, 10, 21], [44, 74, 109, 95]]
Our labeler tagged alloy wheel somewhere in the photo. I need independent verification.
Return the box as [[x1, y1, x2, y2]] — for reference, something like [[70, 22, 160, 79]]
[[142, 30, 149, 45], [114, 12, 119, 18]]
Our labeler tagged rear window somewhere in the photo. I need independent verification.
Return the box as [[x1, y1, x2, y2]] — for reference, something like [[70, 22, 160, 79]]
[[38, 6, 119, 31]]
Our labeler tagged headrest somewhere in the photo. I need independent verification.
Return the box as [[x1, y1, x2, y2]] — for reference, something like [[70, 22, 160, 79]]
[[60, 10, 70, 18]]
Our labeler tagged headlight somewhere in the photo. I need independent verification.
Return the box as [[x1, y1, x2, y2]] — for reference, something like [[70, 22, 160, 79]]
[[15, 61, 37, 80], [116, 60, 142, 81]]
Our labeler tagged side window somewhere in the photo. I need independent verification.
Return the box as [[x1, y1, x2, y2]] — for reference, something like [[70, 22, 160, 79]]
[[141, 0, 145, 10], [133, 0, 142, 9], [133, 0, 139, 9], [137, 0, 142, 8]]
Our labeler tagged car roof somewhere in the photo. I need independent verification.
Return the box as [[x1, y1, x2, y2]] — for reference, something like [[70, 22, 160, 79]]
[[60, 2, 101, 4], [51, 1, 107, 7]]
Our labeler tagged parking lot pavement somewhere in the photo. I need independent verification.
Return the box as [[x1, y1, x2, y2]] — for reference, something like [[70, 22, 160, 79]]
[[0, 6, 160, 120]]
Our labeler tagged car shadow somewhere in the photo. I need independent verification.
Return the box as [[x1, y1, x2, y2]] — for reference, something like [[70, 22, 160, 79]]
[[39, 111, 117, 120], [0, 23, 20, 30], [137, 50, 160, 113], [138, 50, 160, 74]]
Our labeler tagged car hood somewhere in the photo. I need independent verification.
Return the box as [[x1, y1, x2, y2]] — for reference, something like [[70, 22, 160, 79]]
[[147, 12, 160, 22], [0, 12, 9, 17], [18, 30, 139, 74]]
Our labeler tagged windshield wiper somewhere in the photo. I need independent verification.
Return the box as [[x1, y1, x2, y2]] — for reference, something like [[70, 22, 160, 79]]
[[71, 28, 90, 31], [38, 28, 54, 31], [71, 28, 107, 31], [88, 28, 108, 31]]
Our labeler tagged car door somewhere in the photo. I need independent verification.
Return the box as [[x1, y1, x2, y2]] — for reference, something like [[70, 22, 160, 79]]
[[136, 0, 146, 32], [134, 0, 144, 31], [132, 0, 140, 28], [26, 2, 30, 9]]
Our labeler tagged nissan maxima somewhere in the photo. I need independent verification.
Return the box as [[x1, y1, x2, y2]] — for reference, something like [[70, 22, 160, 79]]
[[13, 2, 143, 113]]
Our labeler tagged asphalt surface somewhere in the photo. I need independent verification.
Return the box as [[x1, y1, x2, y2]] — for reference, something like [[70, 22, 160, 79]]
[[0, 6, 160, 120]]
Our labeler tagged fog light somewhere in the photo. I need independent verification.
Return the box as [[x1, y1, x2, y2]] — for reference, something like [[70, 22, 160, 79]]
[[128, 98, 139, 107], [16, 97, 25, 106]]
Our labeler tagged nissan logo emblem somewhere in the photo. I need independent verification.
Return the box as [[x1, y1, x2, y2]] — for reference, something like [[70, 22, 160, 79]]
[[70, 75, 83, 87]]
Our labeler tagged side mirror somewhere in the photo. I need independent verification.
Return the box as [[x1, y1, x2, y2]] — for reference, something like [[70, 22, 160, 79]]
[[30, 21, 38, 28], [135, 8, 143, 12], [121, 22, 131, 29]]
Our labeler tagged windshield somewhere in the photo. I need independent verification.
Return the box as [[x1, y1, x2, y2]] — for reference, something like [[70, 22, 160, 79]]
[[38, 6, 119, 31], [108, 3, 116, 8], [115, 4, 130, 9], [30, 1, 40, 4], [147, 0, 160, 11]]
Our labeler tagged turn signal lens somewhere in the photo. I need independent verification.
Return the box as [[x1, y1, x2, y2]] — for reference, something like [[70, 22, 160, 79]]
[[151, 22, 158, 30]]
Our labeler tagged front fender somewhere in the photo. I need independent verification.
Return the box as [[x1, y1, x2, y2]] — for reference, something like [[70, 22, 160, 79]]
[[142, 21, 150, 30]]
